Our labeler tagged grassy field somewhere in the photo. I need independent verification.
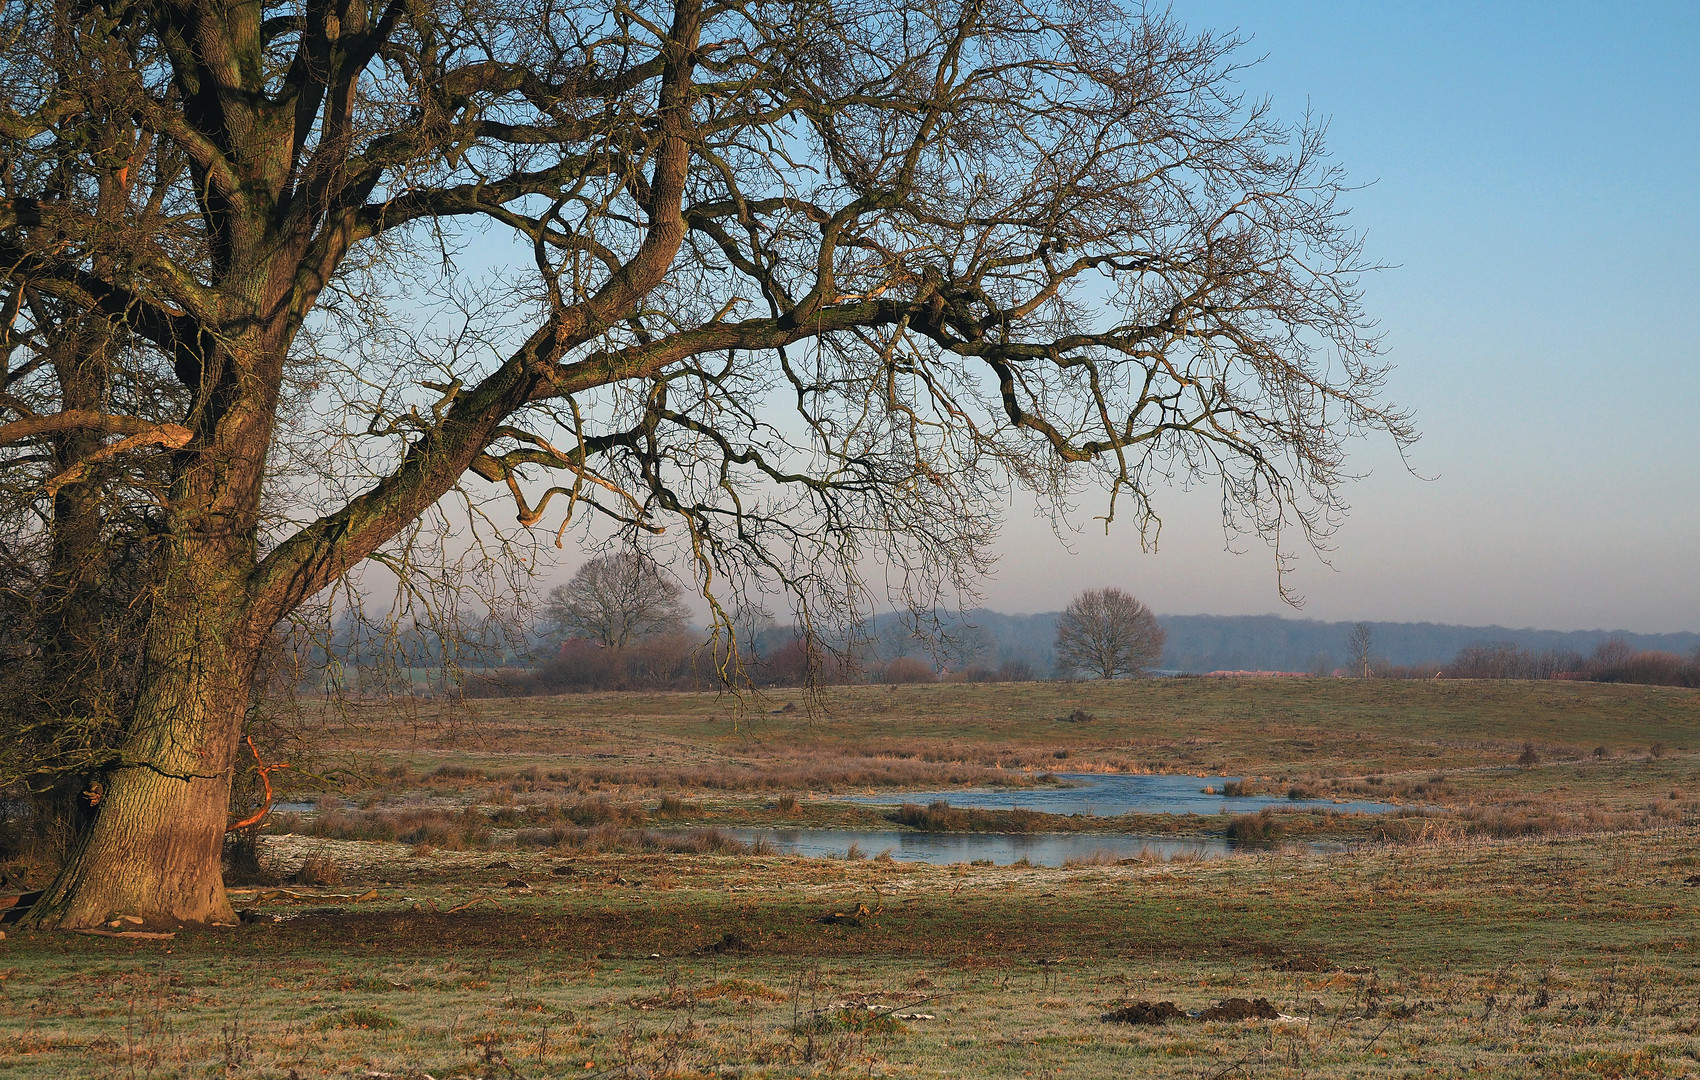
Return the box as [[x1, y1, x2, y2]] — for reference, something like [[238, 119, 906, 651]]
[[311, 678, 1699, 780], [262, 678, 1700, 842], [2, 679, 1698, 1078]]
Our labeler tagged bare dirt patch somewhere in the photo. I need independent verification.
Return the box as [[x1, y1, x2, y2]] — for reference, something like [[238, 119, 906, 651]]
[[1102, 1000, 1185, 1024], [1201, 997, 1281, 1021]]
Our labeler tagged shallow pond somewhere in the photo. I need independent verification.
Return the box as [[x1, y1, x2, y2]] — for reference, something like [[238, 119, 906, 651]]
[[843, 772, 1396, 817], [675, 828, 1338, 866]]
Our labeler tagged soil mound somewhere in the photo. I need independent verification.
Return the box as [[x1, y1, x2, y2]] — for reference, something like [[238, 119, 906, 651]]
[[1201, 997, 1280, 1021], [1272, 952, 1334, 972], [1102, 1000, 1184, 1025], [695, 932, 752, 955]]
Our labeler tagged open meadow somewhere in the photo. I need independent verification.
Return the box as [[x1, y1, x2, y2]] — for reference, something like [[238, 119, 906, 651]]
[[2, 679, 1697, 1078]]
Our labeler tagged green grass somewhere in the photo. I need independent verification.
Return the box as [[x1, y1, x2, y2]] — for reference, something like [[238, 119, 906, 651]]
[[256, 679, 1699, 845], [305, 677, 1699, 784], [2, 679, 1697, 1077], [2, 831, 1697, 1077]]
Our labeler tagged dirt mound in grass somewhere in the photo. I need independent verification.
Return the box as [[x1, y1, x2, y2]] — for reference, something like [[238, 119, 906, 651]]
[[1102, 1000, 1184, 1025], [1272, 951, 1335, 972], [1201, 997, 1280, 1021], [695, 932, 752, 955]]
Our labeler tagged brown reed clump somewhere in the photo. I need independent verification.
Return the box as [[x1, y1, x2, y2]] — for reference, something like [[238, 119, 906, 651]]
[[1370, 799, 1655, 842], [1225, 807, 1283, 843], [889, 800, 1050, 833], [272, 797, 650, 851], [292, 853, 342, 886]]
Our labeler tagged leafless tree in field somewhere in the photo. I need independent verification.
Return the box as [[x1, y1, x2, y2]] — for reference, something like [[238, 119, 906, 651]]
[[1054, 587, 1165, 679], [0, 0, 1412, 927], [544, 552, 689, 649], [1347, 622, 1374, 678]]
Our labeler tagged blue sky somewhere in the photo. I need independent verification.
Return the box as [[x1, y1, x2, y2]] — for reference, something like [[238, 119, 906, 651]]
[[981, 2, 1700, 632]]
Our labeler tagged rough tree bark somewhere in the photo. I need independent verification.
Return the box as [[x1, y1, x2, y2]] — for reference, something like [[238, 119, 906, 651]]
[[29, 499, 264, 926]]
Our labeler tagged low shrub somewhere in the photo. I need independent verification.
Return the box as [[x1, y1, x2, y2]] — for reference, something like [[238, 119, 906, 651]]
[[292, 853, 342, 886], [222, 826, 280, 886], [1225, 808, 1283, 843], [655, 795, 702, 818], [511, 824, 760, 855], [272, 798, 657, 851], [880, 657, 937, 684], [1371, 800, 1651, 842]]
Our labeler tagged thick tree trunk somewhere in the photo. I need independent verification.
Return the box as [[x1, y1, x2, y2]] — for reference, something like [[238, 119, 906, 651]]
[[25, 549, 256, 930]]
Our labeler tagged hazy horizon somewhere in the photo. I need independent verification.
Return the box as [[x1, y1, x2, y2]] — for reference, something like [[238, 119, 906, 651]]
[[954, 3, 1699, 636], [528, 3, 1698, 637], [970, 604, 1699, 640]]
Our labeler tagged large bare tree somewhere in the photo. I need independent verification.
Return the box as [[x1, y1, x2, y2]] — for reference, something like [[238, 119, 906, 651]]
[[1053, 586, 1164, 679], [544, 552, 689, 648], [0, 0, 1411, 927]]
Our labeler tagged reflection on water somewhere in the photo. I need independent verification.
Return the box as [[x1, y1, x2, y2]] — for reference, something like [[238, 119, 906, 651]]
[[843, 772, 1396, 817], [689, 828, 1332, 866], [266, 770, 1389, 868]]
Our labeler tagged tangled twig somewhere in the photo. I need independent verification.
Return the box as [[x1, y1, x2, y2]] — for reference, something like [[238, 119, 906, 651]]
[[228, 736, 290, 831]]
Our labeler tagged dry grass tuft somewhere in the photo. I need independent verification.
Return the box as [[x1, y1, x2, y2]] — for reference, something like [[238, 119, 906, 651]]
[[889, 799, 1050, 833], [1225, 808, 1283, 843], [291, 853, 342, 886]]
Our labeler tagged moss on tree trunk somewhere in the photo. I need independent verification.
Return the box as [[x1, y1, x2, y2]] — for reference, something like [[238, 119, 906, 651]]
[[25, 550, 254, 930]]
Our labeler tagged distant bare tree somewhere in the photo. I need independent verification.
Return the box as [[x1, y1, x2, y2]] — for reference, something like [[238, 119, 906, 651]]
[[1347, 622, 1375, 678], [1591, 648, 1697, 688], [1446, 641, 1585, 681], [544, 554, 691, 650], [1590, 638, 1634, 671], [1447, 640, 1524, 680], [1054, 588, 1165, 679]]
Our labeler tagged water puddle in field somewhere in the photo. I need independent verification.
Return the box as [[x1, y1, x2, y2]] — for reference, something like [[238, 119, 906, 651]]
[[842, 772, 1397, 817], [269, 771, 1395, 868], [670, 828, 1339, 866], [698, 772, 1394, 865]]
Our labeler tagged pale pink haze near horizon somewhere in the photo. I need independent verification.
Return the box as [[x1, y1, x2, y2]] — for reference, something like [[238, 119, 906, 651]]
[[542, 3, 1700, 638]]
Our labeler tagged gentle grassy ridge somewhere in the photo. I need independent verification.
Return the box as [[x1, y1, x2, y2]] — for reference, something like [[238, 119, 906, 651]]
[[302, 678, 1699, 788], [261, 679, 1700, 845]]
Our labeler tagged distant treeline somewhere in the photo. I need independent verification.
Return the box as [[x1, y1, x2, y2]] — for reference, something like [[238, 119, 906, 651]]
[[307, 607, 1700, 694], [1394, 638, 1700, 688], [1154, 614, 1700, 676], [492, 616, 1698, 693], [1428, 639, 1693, 687], [488, 630, 1036, 694], [855, 609, 1700, 682], [487, 630, 1698, 693]]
